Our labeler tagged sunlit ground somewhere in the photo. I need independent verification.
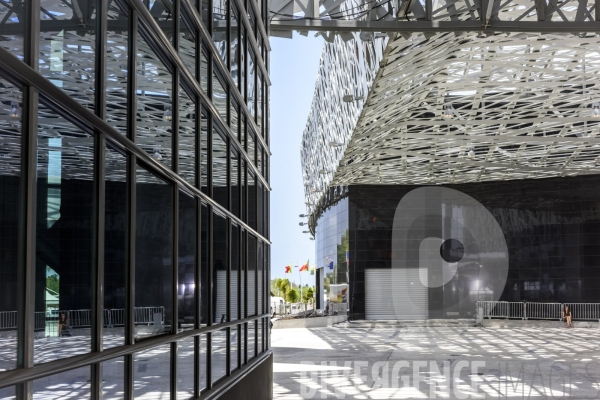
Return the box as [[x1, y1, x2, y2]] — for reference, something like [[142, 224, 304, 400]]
[[272, 326, 600, 399]]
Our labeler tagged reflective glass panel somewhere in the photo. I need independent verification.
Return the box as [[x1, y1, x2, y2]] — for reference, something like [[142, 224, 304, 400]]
[[200, 204, 209, 325], [104, 145, 127, 350], [106, 2, 128, 135], [0, 0, 24, 58], [39, 0, 96, 111], [35, 102, 93, 364], [142, 0, 174, 42], [212, 131, 228, 208], [231, 225, 240, 321], [231, 324, 239, 373], [212, 70, 228, 121], [178, 190, 196, 331], [177, 336, 194, 398], [258, 240, 263, 315], [200, 47, 209, 94], [231, 6, 240, 86], [102, 357, 125, 399], [134, 344, 170, 398], [247, 131, 255, 166], [0, 78, 20, 372], [247, 234, 256, 316], [248, 173, 256, 230], [231, 150, 239, 217], [212, 329, 227, 384], [0, 386, 15, 399], [135, 165, 173, 339], [180, 17, 196, 77], [213, 212, 228, 324], [179, 86, 196, 185], [257, 181, 263, 235], [257, 73, 263, 132], [240, 27, 245, 100], [213, 0, 228, 63], [136, 35, 172, 169], [247, 320, 256, 360], [230, 101, 239, 136], [199, 334, 207, 390], [200, 110, 209, 194], [247, 52, 255, 117], [33, 366, 90, 398]]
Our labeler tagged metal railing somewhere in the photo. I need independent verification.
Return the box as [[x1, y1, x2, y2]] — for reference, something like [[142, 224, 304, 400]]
[[329, 302, 348, 315], [0, 307, 165, 331], [477, 301, 600, 321], [0, 311, 17, 330]]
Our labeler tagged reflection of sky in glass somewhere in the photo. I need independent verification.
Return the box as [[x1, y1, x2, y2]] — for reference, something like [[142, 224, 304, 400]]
[[47, 138, 62, 228]]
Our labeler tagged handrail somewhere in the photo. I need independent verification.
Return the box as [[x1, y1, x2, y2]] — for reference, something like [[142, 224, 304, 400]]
[[0, 307, 166, 331], [476, 301, 600, 322]]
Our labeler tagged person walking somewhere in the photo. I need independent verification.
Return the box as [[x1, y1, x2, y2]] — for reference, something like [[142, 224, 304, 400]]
[[562, 305, 573, 328]]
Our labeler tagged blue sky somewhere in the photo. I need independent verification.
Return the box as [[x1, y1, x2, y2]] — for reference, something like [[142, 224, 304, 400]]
[[269, 34, 323, 287]]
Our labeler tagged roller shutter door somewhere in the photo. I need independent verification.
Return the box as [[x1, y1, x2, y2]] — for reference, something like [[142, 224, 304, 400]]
[[365, 269, 428, 320]]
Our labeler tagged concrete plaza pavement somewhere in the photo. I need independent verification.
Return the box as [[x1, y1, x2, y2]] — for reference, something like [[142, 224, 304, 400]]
[[272, 325, 600, 399]]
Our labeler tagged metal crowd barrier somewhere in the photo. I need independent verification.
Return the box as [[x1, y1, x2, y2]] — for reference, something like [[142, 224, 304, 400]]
[[477, 301, 600, 321], [0, 307, 165, 330], [329, 302, 348, 315], [0, 311, 17, 329]]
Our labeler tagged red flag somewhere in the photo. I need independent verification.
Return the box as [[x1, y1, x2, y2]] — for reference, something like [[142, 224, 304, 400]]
[[299, 260, 309, 272], [285, 265, 291, 274]]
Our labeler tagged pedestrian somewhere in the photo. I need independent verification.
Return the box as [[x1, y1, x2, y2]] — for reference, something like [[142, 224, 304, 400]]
[[58, 313, 68, 337], [562, 305, 573, 328]]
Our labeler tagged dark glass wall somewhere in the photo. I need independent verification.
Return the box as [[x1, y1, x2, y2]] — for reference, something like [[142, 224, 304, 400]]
[[345, 176, 600, 320], [0, 0, 271, 397]]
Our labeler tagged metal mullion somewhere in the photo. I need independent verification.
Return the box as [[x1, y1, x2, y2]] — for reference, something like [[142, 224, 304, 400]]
[[254, 236, 258, 358], [194, 99, 202, 398], [236, 225, 241, 370], [170, 186, 179, 400], [124, 8, 138, 400], [16, 0, 39, 397], [243, 230, 248, 365], [91, 0, 108, 398], [206, 208, 214, 389], [225, 218, 231, 376]]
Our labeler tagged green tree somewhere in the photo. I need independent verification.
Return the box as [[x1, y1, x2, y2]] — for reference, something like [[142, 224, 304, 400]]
[[286, 288, 299, 304], [275, 278, 291, 314], [46, 266, 59, 294], [302, 287, 315, 311]]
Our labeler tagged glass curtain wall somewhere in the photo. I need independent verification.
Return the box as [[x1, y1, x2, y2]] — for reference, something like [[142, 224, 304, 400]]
[[315, 198, 350, 311], [0, 0, 270, 398]]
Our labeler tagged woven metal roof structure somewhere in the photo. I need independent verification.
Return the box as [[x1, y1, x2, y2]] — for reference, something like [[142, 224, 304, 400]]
[[300, 13, 600, 224]]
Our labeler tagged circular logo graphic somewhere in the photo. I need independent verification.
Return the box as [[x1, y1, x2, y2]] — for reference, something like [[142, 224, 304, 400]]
[[391, 187, 509, 320]]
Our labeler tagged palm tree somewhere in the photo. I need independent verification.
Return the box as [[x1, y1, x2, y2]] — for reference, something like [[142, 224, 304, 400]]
[[286, 288, 299, 309], [275, 278, 290, 315], [302, 287, 314, 313]]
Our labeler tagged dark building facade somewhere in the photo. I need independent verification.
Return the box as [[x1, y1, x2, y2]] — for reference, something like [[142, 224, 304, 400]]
[[314, 177, 600, 321], [0, 0, 272, 398]]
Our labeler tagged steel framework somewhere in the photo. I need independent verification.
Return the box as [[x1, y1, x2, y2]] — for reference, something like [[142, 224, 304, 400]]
[[270, 0, 600, 36]]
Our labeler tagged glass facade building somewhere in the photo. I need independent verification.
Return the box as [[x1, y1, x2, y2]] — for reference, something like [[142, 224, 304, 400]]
[[0, 0, 271, 399]]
